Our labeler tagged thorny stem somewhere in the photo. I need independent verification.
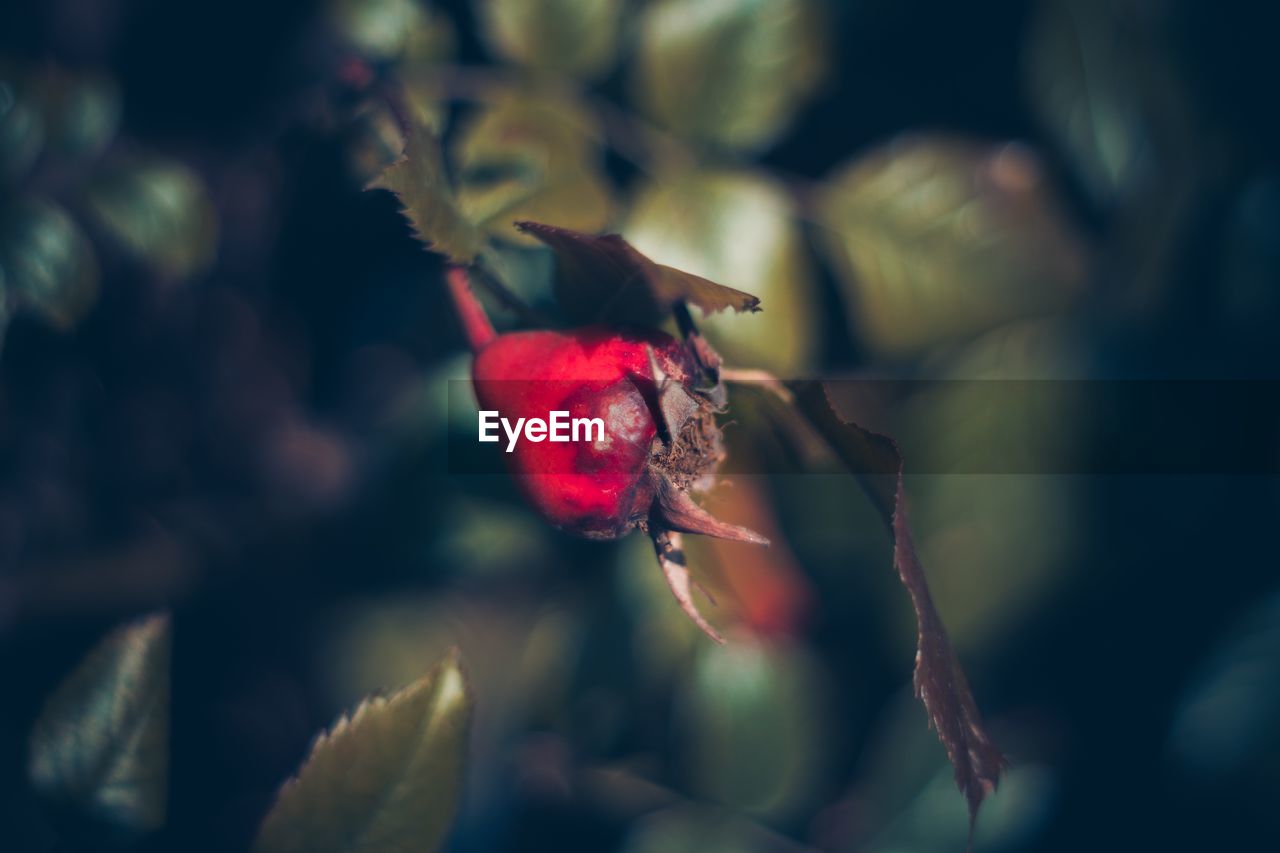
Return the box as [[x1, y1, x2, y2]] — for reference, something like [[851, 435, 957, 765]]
[[444, 266, 497, 353], [652, 529, 725, 644]]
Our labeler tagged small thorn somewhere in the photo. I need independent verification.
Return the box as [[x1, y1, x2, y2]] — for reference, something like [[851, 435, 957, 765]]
[[653, 530, 724, 644]]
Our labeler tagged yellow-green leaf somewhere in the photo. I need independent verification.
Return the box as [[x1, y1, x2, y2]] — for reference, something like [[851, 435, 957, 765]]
[[682, 636, 828, 819], [86, 160, 218, 278], [345, 100, 415, 185], [624, 169, 816, 371], [453, 94, 598, 171], [0, 197, 99, 328], [28, 612, 171, 833], [452, 95, 613, 245], [632, 0, 826, 152], [816, 135, 1090, 356], [368, 123, 486, 263], [330, 0, 455, 62], [253, 650, 473, 853], [474, 0, 624, 80]]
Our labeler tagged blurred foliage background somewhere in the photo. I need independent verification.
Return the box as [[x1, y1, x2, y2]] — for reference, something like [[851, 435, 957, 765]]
[[2, 0, 1279, 850]]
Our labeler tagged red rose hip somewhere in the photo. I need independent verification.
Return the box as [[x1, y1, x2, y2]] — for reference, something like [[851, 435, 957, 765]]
[[446, 267, 766, 640]]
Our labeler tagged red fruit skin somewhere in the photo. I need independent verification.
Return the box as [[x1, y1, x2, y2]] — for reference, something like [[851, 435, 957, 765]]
[[472, 326, 696, 539]]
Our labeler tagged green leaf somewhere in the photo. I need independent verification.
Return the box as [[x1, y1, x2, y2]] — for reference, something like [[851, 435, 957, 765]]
[[85, 160, 217, 278], [515, 221, 761, 326], [816, 135, 1090, 355], [624, 169, 816, 371], [367, 123, 486, 263], [331, 0, 455, 62], [253, 649, 473, 853], [0, 79, 45, 184], [37, 68, 122, 163], [1, 67, 121, 180], [1169, 590, 1280, 779], [1024, 0, 1153, 204], [682, 636, 828, 819], [631, 0, 826, 152], [896, 321, 1082, 654], [432, 497, 552, 577], [0, 197, 99, 328], [474, 0, 624, 80], [452, 95, 613, 246], [345, 100, 416, 185], [620, 806, 774, 853], [28, 612, 171, 833]]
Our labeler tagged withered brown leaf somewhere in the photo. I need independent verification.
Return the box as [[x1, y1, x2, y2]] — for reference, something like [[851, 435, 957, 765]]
[[788, 380, 1007, 830], [514, 220, 761, 325]]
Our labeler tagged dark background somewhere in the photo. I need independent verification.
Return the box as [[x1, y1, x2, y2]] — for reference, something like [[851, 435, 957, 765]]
[[2, 1, 1279, 851]]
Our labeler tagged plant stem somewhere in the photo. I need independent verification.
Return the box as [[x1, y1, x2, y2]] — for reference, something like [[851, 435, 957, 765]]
[[444, 266, 497, 353]]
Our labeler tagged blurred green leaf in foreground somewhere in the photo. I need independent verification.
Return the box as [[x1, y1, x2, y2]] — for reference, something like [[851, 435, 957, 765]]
[[368, 122, 486, 264], [452, 94, 614, 246], [817, 135, 1090, 356], [86, 159, 218, 278], [625, 169, 817, 372], [254, 649, 473, 853], [28, 612, 172, 834], [0, 197, 99, 328], [475, 0, 625, 81], [632, 0, 827, 153]]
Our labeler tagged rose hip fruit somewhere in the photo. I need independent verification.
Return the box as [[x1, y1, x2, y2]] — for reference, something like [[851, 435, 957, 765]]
[[446, 267, 766, 641]]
